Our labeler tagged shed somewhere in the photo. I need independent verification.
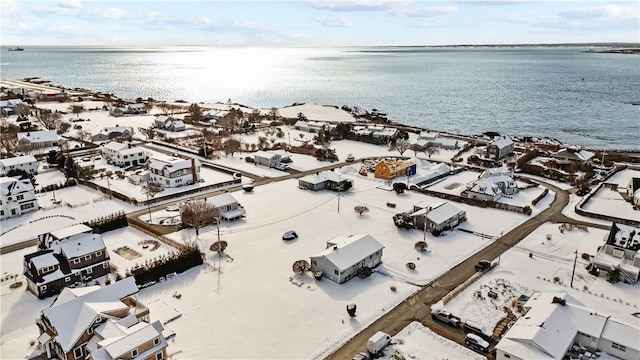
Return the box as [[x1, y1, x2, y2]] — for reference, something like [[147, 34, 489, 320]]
[[310, 234, 384, 284]]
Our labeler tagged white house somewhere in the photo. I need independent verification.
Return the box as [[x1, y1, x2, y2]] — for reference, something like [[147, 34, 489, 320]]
[[310, 234, 384, 284], [410, 201, 467, 233], [0, 176, 38, 219], [208, 193, 246, 221], [147, 155, 200, 188], [154, 115, 185, 132], [0, 99, 24, 115], [17, 130, 60, 149], [0, 155, 38, 175], [127, 103, 147, 114], [254, 151, 281, 168], [298, 171, 352, 192], [35, 277, 168, 360], [626, 178, 640, 207], [552, 145, 595, 164], [462, 167, 519, 201], [486, 136, 514, 160], [495, 292, 639, 360], [101, 142, 148, 168]]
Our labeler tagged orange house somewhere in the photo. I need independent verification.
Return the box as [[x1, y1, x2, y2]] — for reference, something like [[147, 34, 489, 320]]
[[374, 159, 415, 180]]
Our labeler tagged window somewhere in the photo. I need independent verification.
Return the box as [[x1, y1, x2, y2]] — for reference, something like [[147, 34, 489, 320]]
[[156, 352, 163, 360], [154, 337, 160, 346], [612, 342, 626, 352], [40, 285, 47, 291], [0, 210, 3, 216], [73, 258, 80, 264], [73, 347, 83, 359], [65, 277, 71, 282], [85, 255, 91, 261], [21, 202, 34, 210], [131, 348, 138, 357], [17, 194, 24, 200], [334, 270, 339, 275], [504, 354, 510, 358], [86, 267, 93, 274], [96, 250, 103, 256], [103, 263, 109, 269]]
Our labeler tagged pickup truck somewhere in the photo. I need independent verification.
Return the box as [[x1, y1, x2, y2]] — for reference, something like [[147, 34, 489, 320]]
[[431, 309, 461, 327]]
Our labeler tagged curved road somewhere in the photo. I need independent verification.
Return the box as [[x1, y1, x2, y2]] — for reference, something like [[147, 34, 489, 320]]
[[325, 179, 609, 359]]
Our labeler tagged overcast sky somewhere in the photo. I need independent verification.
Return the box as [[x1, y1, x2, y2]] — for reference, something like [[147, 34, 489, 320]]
[[1, 0, 638, 46]]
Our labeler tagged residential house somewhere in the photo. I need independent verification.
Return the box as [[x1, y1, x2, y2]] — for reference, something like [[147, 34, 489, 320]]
[[203, 109, 230, 124], [298, 171, 353, 191], [0, 155, 38, 175], [36, 90, 67, 101], [410, 201, 466, 234], [25, 224, 110, 298], [374, 159, 416, 180], [0, 99, 24, 115], [413, 132, 459, 150], [551, 145, 595, 164], [92, 127, 134, 142], [417, 131, 439, 141], [626, 178, 640, 207], [147, 155, 200, 188], [293, 120, 327, 133], [254, 151, 281, 168], [109, 107, 126, 117], [127, 103, 147, 114], [208, 193, 246, 221], [1, 176, 38, 219], [461, 167, 518, 201], [486, 136, 514, 160], [592, 223, 640, 284], [154, 115, 185, 132], [101, 142, 148, 168], [371, 127, 398, 139], [495, 292, 639, 360], [310, 234, 384, 284], [36, 277, 168, 360], [17, 130, 60, 149]]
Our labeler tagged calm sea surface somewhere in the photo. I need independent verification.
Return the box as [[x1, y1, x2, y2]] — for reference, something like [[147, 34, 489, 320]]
[[1, 46, 639, 150]]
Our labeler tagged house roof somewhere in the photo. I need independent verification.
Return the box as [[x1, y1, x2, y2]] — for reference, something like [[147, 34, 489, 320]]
[[418, 131, 439, 140], [601, 319, 640, 351], [552, 146, 595, 161], [468, 179, 501, 197], [103, 141, 129, 151], [53, 233, 107, 259], [209, 193, 238, 208], [17, 130, 59, 143], [148, 155, 200, 171], [0, 176, 34, 196], [311, 234, 384, 271], [30, 252, 59, 269], [299, 171, 349, 185], [412, 202, 464, 225], [42, 277, 139, 352], [489, 136, 513, 149], [101, 126, 133, 134], [49, 224, 93, 241], [0, 155, 37, 168], [254, 150, 280, 160]]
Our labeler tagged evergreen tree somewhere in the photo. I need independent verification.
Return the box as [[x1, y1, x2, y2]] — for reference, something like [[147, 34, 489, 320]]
[[63, 156, 78, 179]]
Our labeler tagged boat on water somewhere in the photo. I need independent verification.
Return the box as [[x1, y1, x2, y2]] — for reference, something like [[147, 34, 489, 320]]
[[8, 47, 24, 51]]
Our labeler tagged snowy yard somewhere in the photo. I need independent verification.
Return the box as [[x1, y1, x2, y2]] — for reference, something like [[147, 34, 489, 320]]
[[582, 185, 638, 221], [434, 222, 640, 338]]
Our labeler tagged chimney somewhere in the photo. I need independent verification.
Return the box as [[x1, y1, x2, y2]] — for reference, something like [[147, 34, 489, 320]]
[[333, 246, 338, 251], [551, 296, 566, 306], [191, 158, 198, 182]]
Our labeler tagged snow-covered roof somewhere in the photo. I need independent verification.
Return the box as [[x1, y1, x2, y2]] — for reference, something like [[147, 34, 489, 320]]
[[42, 277, 139, 352], [55, 233, 106, 259], [412, 202, 464, 225], [49, 224, 92, 241], [372, 127, 398, 137], [119, 146, 145, 156], [468, 179, 501, 196], [299, 171, 348, 185], [0, 176, 34, 195], [103, 141, 129, 152], [254, 150, 280, 160], [552, 147, 595, 162], [17, 130, 59, 143], [418, 131, 439, 140], [101, 126, 133, 134], [148, 155, 200, 171], [30, 252, 59, 270], [489, 136, 513, 149], [311, 234, 384, 271], [209, 193, 238, 208], [0, 155, 37, 168]]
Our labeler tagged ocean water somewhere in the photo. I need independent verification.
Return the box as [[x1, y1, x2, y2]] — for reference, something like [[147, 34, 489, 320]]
[[1, 46, 639, 150]]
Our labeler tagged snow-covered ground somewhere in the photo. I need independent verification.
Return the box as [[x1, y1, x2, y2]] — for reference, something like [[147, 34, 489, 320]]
[[434, 222, 640, 338], [582, 185, 638, 221], [380, 321, 486, 360], [0, 171, 535, 359]]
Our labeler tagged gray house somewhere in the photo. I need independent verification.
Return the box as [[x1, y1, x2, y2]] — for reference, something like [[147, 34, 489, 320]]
[[254, 151, 281, 168], [486, 136, 514, 160], [310, 234, 384, 284], [410, 201, 466, 233], [298, 171, 352, 192], [592, 223, 640, 284]]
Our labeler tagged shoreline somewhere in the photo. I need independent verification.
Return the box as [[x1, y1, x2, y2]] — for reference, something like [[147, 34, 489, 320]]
[[2, 77, 639, 154]]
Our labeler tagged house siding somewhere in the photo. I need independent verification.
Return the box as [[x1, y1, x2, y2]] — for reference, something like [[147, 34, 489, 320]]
[[598, 338, 639, 360]]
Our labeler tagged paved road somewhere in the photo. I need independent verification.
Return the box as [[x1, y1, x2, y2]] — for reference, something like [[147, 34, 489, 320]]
[[325, 179, 608, 359]]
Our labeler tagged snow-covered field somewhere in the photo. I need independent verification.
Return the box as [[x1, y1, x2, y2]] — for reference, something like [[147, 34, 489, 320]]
[[435, 222, 640, 337], [581, 168, 640, 222], [0, 171, 535, 359], [380, 321, 486, 360]]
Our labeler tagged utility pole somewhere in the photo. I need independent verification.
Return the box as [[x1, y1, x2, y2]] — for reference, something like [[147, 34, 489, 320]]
[[570, 249, 578, 288], [216, 217, 221, 293], [337, 190, 341, 213], [423, 207, 431, 242]]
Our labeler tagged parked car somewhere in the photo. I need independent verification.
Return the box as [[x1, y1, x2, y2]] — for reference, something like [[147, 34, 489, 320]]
[[281, 157, 292, 163], [352, 352, 369, 360], [474, 260, 491, 272], [464, 333, 490, 352], [366, 331, 391, 356], [462, 320, 493, 342], [345, 154, 355, 162], [165, 203, 184, 212], [431, 309, 461, 327], [282, 230, 298, 241], [275, 163, 290, 171]]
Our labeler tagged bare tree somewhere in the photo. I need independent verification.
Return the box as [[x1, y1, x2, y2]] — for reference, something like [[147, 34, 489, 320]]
[[14, 103, 31, 117], [57, 121, 72, 134], [222, 138, 241, 157], [77, 130, 92, 143], [392, 139, 412, 156], [143, 102, 154, 114], [157, 102, 169, 115], [0, 124, 20, 153], [354, 206, 369, 215], [141, 182, 164, 222], [268, 107, 280, 121], [180, 200, 218, 236], [39, 110, 62, 130], [68, 104, 85, 118], [248, 108, 261, 123], [425, 146, 440, 158]]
